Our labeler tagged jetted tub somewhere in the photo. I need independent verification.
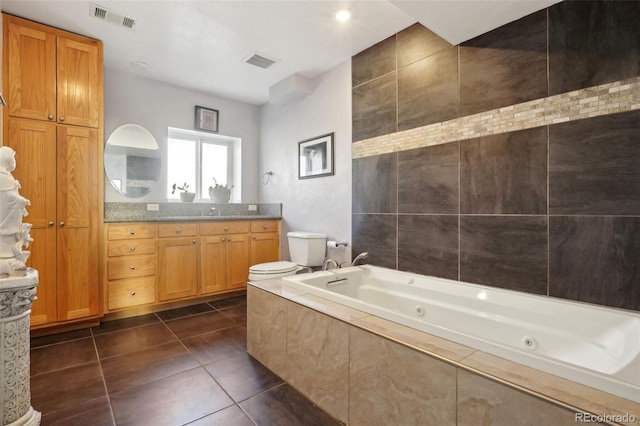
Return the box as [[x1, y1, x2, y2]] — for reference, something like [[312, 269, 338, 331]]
[[281, 265, 640, 402]]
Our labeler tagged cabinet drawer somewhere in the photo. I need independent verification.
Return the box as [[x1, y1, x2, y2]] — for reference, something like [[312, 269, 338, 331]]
[[108, 223, 157, 240], [108, 277, 156, 310], [108, 255, 156, 280], [200, 221, 249, 235], [251, 220, 279, 233], [158, 223, 198, 238], [108, 239, 156, 257]]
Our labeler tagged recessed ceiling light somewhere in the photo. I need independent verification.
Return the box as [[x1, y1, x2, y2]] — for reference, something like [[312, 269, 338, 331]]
[[335, 9, 351, 22]]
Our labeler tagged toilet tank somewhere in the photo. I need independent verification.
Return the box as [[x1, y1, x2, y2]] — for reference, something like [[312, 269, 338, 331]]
[[287, 232, 326, 266]]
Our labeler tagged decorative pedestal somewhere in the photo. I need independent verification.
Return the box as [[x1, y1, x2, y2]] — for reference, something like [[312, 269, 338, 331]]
[[0, 270, 40, 426]]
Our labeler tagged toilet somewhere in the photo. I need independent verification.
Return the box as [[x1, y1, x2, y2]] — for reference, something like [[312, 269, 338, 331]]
[[248, 231, 326, 281]]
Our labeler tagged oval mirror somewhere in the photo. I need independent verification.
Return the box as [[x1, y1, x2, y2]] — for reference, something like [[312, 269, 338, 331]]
[[104, 124, 161, 198]]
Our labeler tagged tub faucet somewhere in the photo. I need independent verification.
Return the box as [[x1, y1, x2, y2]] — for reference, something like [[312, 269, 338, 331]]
[[351, 252, 369, 266], [321, 259, 339, 271]]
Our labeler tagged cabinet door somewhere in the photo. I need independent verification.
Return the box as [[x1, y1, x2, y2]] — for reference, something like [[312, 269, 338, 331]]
[[226, 234, 250, 290], [200, 236, 226, 295], [250, 232, 280, 266], [158, 237, 199, 301], [56, 126, 100, 321], [56, 37, 101, 128], [5, 16, 57, 122], [7, 118, 57, 325]]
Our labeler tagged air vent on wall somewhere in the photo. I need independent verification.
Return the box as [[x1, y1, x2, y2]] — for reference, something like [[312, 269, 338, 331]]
[[244, 51, 278, 69], [90, 4, 136, 29]]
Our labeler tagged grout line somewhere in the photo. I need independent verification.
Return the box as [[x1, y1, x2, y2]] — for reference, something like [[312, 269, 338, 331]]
[[90, 328, 118, 425]]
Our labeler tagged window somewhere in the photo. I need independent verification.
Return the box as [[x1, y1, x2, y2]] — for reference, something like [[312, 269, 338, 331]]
[[167, 127, 241, 201]]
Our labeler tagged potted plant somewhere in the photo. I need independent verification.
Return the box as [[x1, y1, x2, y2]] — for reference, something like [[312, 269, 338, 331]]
[[208, 178, 233, 203], [171, 182, 196, 202]]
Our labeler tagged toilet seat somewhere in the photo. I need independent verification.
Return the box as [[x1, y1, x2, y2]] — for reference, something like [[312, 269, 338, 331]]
[[249, 261, 299, 281]]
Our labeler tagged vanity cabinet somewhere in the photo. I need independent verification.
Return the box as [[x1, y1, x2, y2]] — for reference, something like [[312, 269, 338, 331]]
[[158, 224, 199, 301], [103, 219, 280, 313], [250, 220, 280, 266], [3, 14, 102, 128], [106, 223, 157, 310], [200, 222, 250, 295]]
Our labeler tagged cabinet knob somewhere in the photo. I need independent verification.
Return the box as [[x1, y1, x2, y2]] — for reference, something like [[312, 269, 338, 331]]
[[227, 237, 231, 242], [263, 225, 268, 230], [224, 226, 228, 231], [220, 237, 225, 242], [130, 246, 136, 251], [176, 228, 181, 233], [48, 221, 54, 226], [130, 291, 136, 296], [130, 230, 136, 235], [59, 116, 65, 122], [192, 239, 197, 244], [48, 114, 54, 120], [130, 266, 136, 270], [252, 235, 257, 240], [59, 221, 65, 227]]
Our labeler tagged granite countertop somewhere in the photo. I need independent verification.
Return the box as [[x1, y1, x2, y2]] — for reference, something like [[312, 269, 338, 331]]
[[103, 202, 282, 223], [104, 215, 282, 223]]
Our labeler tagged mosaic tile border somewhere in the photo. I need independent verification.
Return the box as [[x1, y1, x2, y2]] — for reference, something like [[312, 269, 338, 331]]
[[352, 76, 640, 159]]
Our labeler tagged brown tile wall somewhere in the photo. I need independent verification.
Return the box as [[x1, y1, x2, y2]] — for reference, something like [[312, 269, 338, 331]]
[[351, 1, 640, 312]]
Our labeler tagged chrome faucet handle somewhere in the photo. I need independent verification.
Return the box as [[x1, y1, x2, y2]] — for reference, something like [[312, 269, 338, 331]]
[[321, 259, 339, 271]]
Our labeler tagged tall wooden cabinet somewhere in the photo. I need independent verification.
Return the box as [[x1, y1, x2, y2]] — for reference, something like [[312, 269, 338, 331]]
[[2, 14, 104, 329]]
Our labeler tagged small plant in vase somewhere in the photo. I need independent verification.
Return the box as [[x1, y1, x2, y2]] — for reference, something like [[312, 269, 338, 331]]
[[171, 182, 195, 202], [208, 178, 233, 203]]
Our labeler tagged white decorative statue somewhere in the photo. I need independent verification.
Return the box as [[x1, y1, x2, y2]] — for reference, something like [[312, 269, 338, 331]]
[[0, 146, 32, 278]]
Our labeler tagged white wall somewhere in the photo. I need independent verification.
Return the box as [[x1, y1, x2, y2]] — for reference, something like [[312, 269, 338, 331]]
[[104, 69, 261, 203], [259, 60, 352, 264]]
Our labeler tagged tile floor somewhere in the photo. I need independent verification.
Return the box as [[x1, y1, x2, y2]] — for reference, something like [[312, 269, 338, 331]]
[[30, 296, 342, 426]]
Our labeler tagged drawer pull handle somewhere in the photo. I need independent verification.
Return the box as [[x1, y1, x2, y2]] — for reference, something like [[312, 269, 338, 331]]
[[220, 237, 225, 242], [224, 226, 228, 231], [59, 116, 65, 122], [130, 291, 136, 296], [263, 225, 268, 229], [130, 246, 136, 251], [176, 228, 181, 233], [227, 238, 231, 242], [253, 236, 257, 240], [130, 230, 136, 235], [48, 221, 54, 226], [48, 114, 54, 120], [130, 266, 136, 270], [59, 221, 65, 227], [192, 239, 197, 244]]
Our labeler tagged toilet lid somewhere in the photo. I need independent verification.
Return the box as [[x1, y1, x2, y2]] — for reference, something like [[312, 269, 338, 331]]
[[249, 261, 298, 274]]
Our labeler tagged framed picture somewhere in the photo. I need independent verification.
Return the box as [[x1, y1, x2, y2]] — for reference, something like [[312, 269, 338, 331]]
[[298, 132, 334, 179], [194, 105, 219, 133]]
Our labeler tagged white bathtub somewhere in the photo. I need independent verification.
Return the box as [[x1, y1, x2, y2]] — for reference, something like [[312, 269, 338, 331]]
[[281, 265, 640, 402]]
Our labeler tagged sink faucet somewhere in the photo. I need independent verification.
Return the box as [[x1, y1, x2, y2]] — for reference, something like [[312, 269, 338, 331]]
[[209, 207, 219, 216], [321, 259, 339, 271], [351, 252, 369, 266]]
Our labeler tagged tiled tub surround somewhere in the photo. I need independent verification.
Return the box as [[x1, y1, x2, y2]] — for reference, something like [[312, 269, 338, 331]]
[[104, 202, 281, 222], [247, 280, 640, 426], [352, 1, 640, 146], [352, 109, 640, 313], [351, 2, 640, 314], [281, 266, 640, 402]]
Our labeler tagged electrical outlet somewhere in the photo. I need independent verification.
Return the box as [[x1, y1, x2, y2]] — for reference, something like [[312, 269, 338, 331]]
[[248, 204, 257, 211], [147, 203, 159, 211]]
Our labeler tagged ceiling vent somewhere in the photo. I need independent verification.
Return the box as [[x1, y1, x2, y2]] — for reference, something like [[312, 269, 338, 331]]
[[244, 51, 278, 69], [90, 4, 136, 29]]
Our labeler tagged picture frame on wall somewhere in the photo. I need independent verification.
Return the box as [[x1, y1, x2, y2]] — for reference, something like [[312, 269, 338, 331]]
[[194, 105, 219, 133], [298, 132, 334, 179]]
